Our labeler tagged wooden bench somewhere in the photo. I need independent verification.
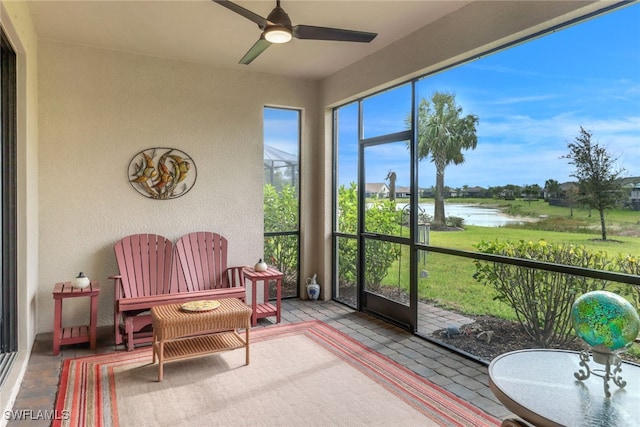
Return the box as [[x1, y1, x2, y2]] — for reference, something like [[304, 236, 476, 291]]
[[110, 232, 246, 351]]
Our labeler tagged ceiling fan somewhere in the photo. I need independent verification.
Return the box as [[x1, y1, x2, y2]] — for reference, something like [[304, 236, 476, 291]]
[[213, 0, 378, 65]]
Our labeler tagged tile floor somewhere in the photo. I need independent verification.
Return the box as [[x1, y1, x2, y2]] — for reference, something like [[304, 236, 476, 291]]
[[6, 299, 514, 426]]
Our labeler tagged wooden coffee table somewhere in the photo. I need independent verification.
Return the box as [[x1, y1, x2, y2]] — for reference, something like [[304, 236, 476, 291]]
[[151, 298, 252, 381], [489, 349, 640, 426]]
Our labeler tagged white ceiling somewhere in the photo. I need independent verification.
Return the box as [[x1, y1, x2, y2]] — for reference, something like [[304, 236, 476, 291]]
[[26, 0, 472, 80]]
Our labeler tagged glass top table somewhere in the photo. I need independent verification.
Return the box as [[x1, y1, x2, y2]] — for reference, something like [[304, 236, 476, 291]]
[[488, 349, 640, 427]]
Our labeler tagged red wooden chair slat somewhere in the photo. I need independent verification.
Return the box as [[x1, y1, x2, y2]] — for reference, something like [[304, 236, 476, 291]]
[[111, 234, 173, 350], [192, 232, 208, 290], [197, 232, 213, 289], [217, 234, 229, 288]]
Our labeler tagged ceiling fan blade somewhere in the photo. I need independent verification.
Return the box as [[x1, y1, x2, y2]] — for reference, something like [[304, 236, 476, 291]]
[[213, 0, 268, 29], [239, 38, 272, 65], [293, 25, 377, 43]]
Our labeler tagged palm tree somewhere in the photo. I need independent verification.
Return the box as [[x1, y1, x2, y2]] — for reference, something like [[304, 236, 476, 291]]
[[544, 179, 560, 200], [416, 92, 479, 225], [386, 170, 397, 202]]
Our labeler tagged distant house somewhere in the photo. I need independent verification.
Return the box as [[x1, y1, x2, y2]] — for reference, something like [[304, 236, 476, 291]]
[[395, 186, 411, 198], [365, 183, 390, 198], [420, 188, 435, 198], [547, 182, 579, 207], [499, 190, 516, 200], [463, 186, 486, 198], [447, 189, 459, 198], [559, 182, 579, 196]]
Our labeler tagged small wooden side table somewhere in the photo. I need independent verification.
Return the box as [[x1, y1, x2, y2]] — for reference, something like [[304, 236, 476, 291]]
[[52, 281, 100, 356], [242, 266, 283, 326]]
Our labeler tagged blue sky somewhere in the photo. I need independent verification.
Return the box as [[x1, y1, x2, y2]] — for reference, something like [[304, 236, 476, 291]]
[[264, 107, 300, 155], [267, 3, 639, 190]]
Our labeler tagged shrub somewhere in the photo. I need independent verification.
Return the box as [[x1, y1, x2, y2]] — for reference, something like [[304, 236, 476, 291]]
[[446, 216, 465, 228], [473, 240, 612, 348], [263, 184, 298, 284], [337, 183, 401, 290], [264, 184, 298, 233], [612, 254, 640, 309]]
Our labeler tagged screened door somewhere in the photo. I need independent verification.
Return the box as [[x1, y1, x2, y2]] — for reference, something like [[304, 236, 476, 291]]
[[360, 139, 415, 327]]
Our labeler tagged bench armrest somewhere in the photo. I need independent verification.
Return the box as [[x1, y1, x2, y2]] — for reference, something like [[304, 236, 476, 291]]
[[227, 266, 247, 288], [109, 275, 124, 301]]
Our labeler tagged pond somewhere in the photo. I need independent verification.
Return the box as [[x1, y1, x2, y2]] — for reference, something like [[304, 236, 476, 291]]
[[414, 203, 529, 227]]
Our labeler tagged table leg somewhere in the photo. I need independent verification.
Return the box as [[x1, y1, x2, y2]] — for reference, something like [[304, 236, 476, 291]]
[[251, 278, 257, 326], [158, 341, 164, 382], [245, 327, 250, 365], [152, 330, 157, 364], [53, 298, 62, 356], [263, 278, 269, 319], [276, 277, 282, 324], [89, 293, 98, 350]]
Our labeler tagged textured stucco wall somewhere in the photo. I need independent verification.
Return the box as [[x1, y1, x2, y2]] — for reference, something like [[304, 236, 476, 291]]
[[37, 40, 318, 332]]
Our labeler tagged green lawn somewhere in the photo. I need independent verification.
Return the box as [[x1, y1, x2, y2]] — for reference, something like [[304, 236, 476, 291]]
[[380, 222, 639, 321], [421, 226, 637, 319], [469, 197, 639, 223], [432, 225, 640, 253]]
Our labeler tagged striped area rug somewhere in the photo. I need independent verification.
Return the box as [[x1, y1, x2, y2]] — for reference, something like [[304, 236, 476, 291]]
[[54, 320, 499, 426]]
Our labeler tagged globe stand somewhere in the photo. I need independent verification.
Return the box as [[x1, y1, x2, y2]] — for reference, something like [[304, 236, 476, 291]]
[[574, 346, 627, 398]]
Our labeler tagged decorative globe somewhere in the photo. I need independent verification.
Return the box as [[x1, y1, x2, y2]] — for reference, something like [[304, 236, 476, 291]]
[[571, 290, 640, 352]]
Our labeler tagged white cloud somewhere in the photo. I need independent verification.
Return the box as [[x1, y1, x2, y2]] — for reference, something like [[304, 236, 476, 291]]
[[425, 113, 639, 188], [485, 94, 560, 106]]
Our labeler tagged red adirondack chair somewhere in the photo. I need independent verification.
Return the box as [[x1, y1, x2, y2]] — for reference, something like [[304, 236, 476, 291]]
[[110, 234, 174, 351], [172, 232, 246, 300]]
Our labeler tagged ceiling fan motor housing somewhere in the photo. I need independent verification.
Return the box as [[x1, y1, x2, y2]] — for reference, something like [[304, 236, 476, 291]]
[[266, 4, 292, 30]]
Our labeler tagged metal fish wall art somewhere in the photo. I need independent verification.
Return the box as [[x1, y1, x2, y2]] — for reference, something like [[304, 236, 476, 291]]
[[128, 148, 197, 199]]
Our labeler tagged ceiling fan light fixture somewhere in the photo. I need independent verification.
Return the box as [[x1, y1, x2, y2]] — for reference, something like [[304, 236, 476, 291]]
[[264, 26, 292, 43]]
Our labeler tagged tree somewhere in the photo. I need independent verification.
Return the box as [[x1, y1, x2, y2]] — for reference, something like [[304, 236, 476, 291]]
[[544, 179, 560, 200], [565, 184, 579, 217], [488, 186, 502, 199], [386, 170, 397, 202], [503, 184, 520, 200], [523, 184, 541, 204], [563, 127, 625, 240], [415, 92, 479, 225]]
